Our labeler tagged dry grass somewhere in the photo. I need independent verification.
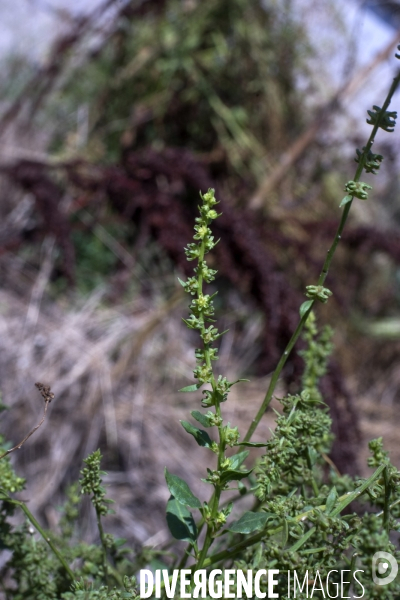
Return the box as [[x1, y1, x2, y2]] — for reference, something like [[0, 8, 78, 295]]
[[0, 247, 274, 546]]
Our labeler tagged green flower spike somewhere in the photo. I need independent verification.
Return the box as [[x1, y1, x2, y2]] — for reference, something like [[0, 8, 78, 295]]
[[305, 285, 332, 304]]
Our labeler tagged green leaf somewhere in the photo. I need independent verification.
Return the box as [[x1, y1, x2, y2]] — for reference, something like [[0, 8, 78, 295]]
[[179, 384, 201, 393], [228, 511, 274, 534], [229, 378, 250, 386], [219, 468, 253, 486], [307, 446, 319, 467], [166, 496, 197, 543], [252, 542, 263, 568], [233, 441, 268, 448], [224, 501, 234, 518], [339, 194, 352, 208], [281, 518, 289, 548], [228, 450, 249, 470], [164, 469, 202, 508], [215, 329, 230, 340], [191, 410, 212, 428], [180, 421, 213, 448], [325, 486, 338, 515], [299, 300, 313, 319], [177, 277, 186, 288]]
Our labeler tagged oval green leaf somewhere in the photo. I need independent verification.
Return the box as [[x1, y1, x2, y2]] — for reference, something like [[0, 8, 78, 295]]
[[179, 384, 201, 393], [229, 450, 249, 471], [228, 511, 275, 534], [180, 420, 213, 448], [299, 300, 313, 319], [191, 410, 212, 428], [339, 194, 352, 208], [166, 496, 197, 543], [164, 468, 202, 508], [219, 468, 253, 486], [325, 486, 338, 515]]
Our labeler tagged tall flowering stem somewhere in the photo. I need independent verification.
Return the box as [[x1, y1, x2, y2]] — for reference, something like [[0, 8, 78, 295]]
[[180, 189, 244, 570], [242, 62, 400, 445]]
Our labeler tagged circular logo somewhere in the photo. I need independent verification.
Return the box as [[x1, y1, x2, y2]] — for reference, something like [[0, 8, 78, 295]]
[[372, 552, 398, 586]]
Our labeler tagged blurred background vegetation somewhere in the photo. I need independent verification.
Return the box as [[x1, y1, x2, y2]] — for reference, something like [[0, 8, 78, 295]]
[[0, 0, 399, 550]]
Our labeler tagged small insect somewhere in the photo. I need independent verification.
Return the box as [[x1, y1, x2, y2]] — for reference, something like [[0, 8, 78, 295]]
[[35, 382, 55, 403]]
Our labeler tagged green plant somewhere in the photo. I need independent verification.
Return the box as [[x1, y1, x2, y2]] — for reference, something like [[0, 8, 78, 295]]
[[1, 44, 400, 600]]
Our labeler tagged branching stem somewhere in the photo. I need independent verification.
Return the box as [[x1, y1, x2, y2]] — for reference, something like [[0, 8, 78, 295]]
[[243, 70, 400, 443]]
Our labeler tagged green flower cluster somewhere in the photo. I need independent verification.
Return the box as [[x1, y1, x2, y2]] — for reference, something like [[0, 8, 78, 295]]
[[63, 576, 140, 600], [256, 315, 334, 501], [170, 189, 253, 559], [181, 189, 221, 390], [299, 311, 333, 404], [305, 285, 333, 304], [344, 180, 372, 200], [355, 147, 384, 174], [0, 440, 25, 494], [366, 105, 397, 132], [80, 449, 111, 517]]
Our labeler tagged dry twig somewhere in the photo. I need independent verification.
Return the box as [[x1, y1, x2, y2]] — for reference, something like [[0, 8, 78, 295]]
[[0, 383, 54, 461]]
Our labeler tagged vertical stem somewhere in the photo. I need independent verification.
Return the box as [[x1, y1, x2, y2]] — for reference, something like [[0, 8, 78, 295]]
[[242, 69, 400, 443], [383, 466, 391, 537], [344, 553, 358, 598], [193, 229, 225, 571], [95, 506, 109, 582], [94, 505, 124, 587]]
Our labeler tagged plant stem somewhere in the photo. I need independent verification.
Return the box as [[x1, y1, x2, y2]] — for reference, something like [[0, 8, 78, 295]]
[[242, 310, 313, 443], [180, 71, 400, 574], [0, 494, 75, 581], [377, 497, 400, 517], [191, 220, 226, 572], [383, 466, 391, 537], [242, 69, 400, 444], [95, 505, 109, 583], [344, 553, 358, 598]]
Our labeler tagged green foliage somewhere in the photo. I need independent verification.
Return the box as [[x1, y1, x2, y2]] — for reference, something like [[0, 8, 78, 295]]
[[0, 405, 25, 495], [62, 576, 140, 600], [299, 311, 333, 403], [0, 450, 25, 495], [50, 0, 309, 180], [4, 523, 66, 600]]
